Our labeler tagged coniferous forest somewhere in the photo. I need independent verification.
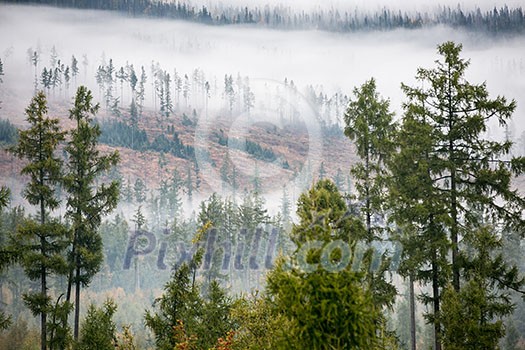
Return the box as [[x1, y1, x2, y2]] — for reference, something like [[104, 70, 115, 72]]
[[1, 1, 525, 349]]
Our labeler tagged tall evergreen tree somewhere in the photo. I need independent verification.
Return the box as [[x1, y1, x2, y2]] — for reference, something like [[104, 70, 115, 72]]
[[390, 41, 525, 349], [63, 86, 120, 340], [343, 78, 397, 322], [343, 77, 396, 242], [9, 91, 68, 350], [402, 40, 524, 291]]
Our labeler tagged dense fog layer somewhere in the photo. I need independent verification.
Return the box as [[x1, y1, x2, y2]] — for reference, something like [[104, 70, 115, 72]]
[[1, 4, 524, 135]]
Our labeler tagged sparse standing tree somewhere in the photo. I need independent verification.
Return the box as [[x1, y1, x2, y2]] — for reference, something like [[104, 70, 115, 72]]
[[116, 66, 127, 102], [137, 66, 147, 117], [63, 86, 120, 341], [31, 50, 40, 92], [71, 55, 79, 87], [0, 58, 4, 84], [81, 54, 88, 82], [183, 74, 190, 109], [9, 91, 68, 350]]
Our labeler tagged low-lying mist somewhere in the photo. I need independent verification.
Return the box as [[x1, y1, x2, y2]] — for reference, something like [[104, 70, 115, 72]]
[[1, 3, 524, 209], [1, 4, 524, 127]]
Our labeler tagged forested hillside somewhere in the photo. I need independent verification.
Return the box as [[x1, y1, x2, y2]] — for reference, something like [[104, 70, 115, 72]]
[[2, 0, 525, 35], [1, 2, 525, 350]]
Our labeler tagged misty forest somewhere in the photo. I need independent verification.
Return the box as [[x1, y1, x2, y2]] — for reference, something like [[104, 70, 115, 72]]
[[0, 0, 525, 349]]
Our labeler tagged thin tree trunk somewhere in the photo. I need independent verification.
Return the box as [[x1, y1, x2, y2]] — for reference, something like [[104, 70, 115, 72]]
[[365, 145, 371, 242], [61, 227, 77, 350], [432, 256, 441, 350], [41, 250, 47, 350], [74, 265, 81, 340], [40, 167, 47, 350], [409, 275, 416, 350], [448, 65, 460, 293]]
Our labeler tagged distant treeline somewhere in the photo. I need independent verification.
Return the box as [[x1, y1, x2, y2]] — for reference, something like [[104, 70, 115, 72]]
[[2, 0, 525, 35]]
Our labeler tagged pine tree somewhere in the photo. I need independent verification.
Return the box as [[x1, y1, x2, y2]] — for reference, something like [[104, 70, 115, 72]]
[[164, 72, 173, 117], [63, 86, 120, 340], [70, 55, 79, 86], [63, 66, 70, 97], [266, 179, 382, 348], [31, 49, 40, 92], [224, 75, 235, 115], [183, 74, 190, 108], [77, 300, 117, 350], [9, 91, 68, 350], [144, 233, 233, 350], [116, 66, 127, 102], [343, 78, 397, 315], [343, 77, 396, 242], [390, 41, 525, 349], [168, 169, 184, 220], [133, 178, 147, 204], [105, 59, 116, 110], [389, 106, 449, 350], [0, 58, 4, 84], [127, 64, 137, 95], [403, 41, 524, 290], [137, 66, 147, 117], [441, 225, 524, 349]]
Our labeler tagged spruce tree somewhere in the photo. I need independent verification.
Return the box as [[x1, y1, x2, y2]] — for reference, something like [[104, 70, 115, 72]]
[[0, 58, 4, 84], [343, 77, 396, 242], [343, 78, 397, 318], [63, 86, 120, 340], [9, 91, 68, 350], [390, 41, 525, 349], [77, 300, 117, 350], [402, 41, 524, 290], [70, 55, 78, 86], [266, 180, 383, 348]]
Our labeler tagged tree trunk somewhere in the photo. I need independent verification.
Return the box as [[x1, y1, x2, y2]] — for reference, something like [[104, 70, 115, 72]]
[[409, 275, 416, 350], [432, 257, 441, 350], [448, 66, 460, 293], [40, 173, 47, 350], [74, 266, 81, 340], [41, 254, 47, 350]]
